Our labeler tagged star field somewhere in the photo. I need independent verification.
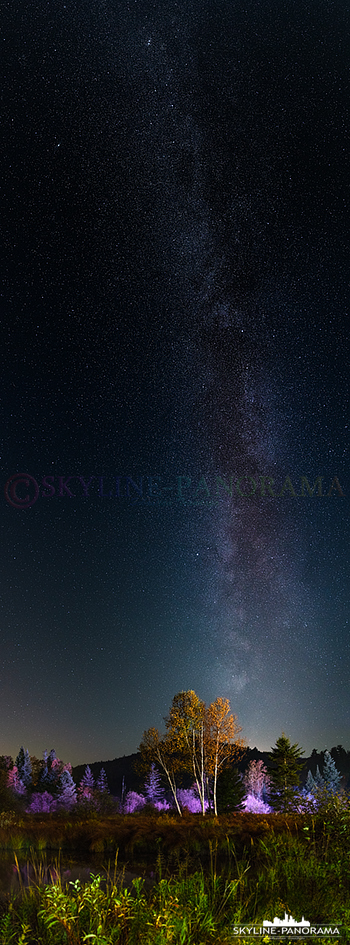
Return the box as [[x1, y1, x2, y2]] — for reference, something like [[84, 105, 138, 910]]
[[0, 0, 348, 765]]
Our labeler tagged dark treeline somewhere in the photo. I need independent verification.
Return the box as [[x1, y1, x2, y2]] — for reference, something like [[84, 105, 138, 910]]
[[72, 744, 350, 800]]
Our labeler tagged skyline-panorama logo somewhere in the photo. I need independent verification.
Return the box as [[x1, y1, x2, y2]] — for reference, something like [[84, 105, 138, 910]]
[[232, 912, 342, 938], [4, 472, 345, 509]]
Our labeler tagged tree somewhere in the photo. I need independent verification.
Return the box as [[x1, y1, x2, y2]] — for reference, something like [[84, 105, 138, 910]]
[[305, 769, 317, 794], [79, 765, 95, 799], [268, 733, 304, 811], [8, 766, 26, 797], [15, 748, 32, 790], [96, 768, 109, 794], [217, 767, 245, 813], [243, 760, 270, 801], [57, 769, 77, 810], [137, 690, 245, 817], [314, 765, 325, 789], [0, 758, 24, 810], [37, 751, 56, 794], [144, 763, 164, 806], [322, 750, 342, 796], [165, 690, 207, 815], [137, 727, 183, 815], [205, 697, 245, 816]]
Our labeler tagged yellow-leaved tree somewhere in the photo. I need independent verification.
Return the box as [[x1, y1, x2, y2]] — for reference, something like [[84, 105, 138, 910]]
[[205, 697, 246, 816], [137, 691, 245, 816], [165, 690, 207, 815]]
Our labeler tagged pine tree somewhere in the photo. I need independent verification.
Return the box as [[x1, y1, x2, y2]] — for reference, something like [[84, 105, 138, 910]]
[[38, 751, 57, 793], [305, 769, 317, 794], [322, 750, 342, 796], [217, 767, 245, 813], [144, 763, 164, 805], [96, 768, 109, 794], [314, 764, 325, 789], [15, 748, 32, 789], [58, 770, 77, 809], [268, 733, 304, 811], [79, 765, 94, 799]]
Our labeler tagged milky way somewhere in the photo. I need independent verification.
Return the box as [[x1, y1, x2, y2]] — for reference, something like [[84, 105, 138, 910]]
[[0, 0, 348, 763]]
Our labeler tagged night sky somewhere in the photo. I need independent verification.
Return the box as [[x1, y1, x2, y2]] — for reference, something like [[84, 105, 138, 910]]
[[1, 0, 349, 767]]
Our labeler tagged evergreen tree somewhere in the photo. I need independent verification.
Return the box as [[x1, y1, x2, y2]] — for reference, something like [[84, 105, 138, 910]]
[[144, 763, 164, 805], [15, 748, 32, 790], [314, 765, 325, 789], [305, 769, 317, 794], [322, 750, 342, 795], [96, 768, 109, 794], [216, 767, 245, 813], [79, 765, 94, 799], [37, 751, 57, 793], [268, 733, 304, 811], [58, 770, 77, 809]]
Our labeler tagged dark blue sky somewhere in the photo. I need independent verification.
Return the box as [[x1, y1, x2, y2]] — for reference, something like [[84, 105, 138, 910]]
[[1, 0, 348, 765]]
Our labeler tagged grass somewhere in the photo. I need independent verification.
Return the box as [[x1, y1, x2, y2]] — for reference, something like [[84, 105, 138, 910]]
[[0, 810, 349, 943]]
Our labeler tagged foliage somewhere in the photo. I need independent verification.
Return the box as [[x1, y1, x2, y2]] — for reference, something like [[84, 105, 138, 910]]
[[303, 751, 343, 811], [177, 787, 209, 813], [322, 750, 342, 795], [205, 697, 246, 816], [0, 815, 350, 944], [79, 764, 95, 799], [243, 759, 271, 801], [216, 767, 245, 813], [243, 793, 272, 813], [165, 689, 207, 815], [143, 763, 165, 806], [138, 689, 245, 817], [57, 769, 77, 810], [137, 727, 183, 816], [123, 791, 146, 813], [96, 767, 109, 794], [15, 748, 32, 790], [27, 791, 57, 814], [268, 733, 305, 812]]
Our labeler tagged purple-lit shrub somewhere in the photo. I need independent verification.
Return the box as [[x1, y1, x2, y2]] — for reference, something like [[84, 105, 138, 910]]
[[27, 791, 57, 813], [153, 799, 170, 811], [177, 789, 209, 813], [123, 791, 146, 813], [243, 793, 272, 813]]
